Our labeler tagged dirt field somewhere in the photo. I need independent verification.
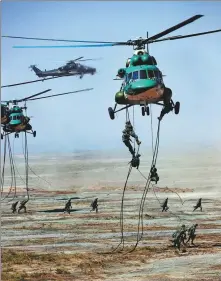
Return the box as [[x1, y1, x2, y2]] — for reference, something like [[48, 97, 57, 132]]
[[1, 148, 221, 280]]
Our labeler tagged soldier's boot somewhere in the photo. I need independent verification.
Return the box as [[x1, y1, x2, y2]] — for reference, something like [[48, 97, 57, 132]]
[[191, 234, 196, 245], [24, 206, 27, 213], [136, 139, 141, 146]]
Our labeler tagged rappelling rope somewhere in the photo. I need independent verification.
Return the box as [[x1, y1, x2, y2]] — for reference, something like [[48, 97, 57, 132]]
[[111, 165, 133, 253], [1, 134, 17, 201], [128, 120, 161, 252], [12, 137, 27, 187], [23, 132, 29, 201], [21, 132, 52, 189], [111, 106, 136, 253], [1, 133, 7, 194], [150, 105, 154, 154]]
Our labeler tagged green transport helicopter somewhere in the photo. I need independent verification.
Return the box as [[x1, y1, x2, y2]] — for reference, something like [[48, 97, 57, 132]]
[[1, 88, 93, 139], [3, 15, 221, 120]]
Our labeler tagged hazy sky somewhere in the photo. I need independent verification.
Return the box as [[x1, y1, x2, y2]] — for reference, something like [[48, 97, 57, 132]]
[[1, 1, 221, 154]]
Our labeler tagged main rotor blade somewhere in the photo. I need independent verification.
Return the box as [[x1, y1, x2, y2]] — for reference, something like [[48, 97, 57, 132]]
[[2, 35, 120, 44], [79, 57, 103, 62], [149, 29, 221, 43], [13, 43, 116, 49], [73, 56, 84, 62], [146, 14, 203, 42], [27, 88, 93, 101], [1, 77, 61, 88], [17, 89, 52, 102]]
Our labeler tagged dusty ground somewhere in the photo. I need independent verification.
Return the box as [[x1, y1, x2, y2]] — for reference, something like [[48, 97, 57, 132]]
[[1, 148, 221, 280]]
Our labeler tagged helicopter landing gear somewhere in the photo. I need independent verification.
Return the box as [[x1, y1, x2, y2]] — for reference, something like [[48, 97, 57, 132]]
[[141, 106, 150, 116], [33, 131, 36, 137], [174, 102, 180, 115], [15, 133, 19, 138], [108, 107, 115, 120]]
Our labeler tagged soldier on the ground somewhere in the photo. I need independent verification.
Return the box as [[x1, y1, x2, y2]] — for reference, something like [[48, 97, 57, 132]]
[[11, 201, 19, 213], [193, 198, 202, 212], [161, 197, 169, 212], [64, 199, 72, 214], [17, 199, 28, 213], [90, 198, 98, 213], [186, 224, 198, 245]]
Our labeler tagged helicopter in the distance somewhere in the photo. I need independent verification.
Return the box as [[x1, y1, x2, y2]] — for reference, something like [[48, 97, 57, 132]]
[[3, 15, 221, 120], [1, 88, 93, 139], [29, 56, 98, 79]]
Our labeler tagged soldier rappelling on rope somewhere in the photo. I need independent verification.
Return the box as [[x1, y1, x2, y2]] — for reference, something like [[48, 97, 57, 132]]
[[150, 165, 159, 184], [122, 121, 141, 157], [193, 198, 202, 212], [18, 199, 29, 213], [129, 153, 141, 169], [158, 88, 174, 121]]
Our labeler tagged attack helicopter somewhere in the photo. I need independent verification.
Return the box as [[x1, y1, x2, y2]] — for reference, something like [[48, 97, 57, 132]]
[[29, 56, 98, 79], [3, 15, 221, 120], [1, 88, 93, 139]]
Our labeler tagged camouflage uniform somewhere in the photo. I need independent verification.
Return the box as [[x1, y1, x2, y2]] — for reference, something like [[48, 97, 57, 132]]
[[91, 198, 98, 213], [158, 87, 173, 121], [186, 224, 198, 245], [129, 154, 141, 169], [122, 121, 141, 157], [11, 201, 19, 213], [161, 198, 169, 212], [18, 199, 28, 213], [180, 224, 187, 245], [193, 198, 202, 212], [150, 165, 159, 184], [64, 199, 72, 214], [172, 229, 186, 250]]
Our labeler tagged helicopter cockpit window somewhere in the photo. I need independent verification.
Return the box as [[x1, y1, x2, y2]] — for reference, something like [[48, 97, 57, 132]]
[[148, 70, 155, 79], [126, 72, 132, 82], [140, 70, 147, 79], [132, 71, 139, 80]]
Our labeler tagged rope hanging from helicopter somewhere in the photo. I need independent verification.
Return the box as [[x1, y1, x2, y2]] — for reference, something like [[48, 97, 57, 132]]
[[21, 133, 52, 190], [1, 133, 17, 201]]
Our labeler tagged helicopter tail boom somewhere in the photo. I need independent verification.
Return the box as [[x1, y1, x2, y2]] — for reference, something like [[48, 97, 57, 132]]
[[29, 65, 43, 77]]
